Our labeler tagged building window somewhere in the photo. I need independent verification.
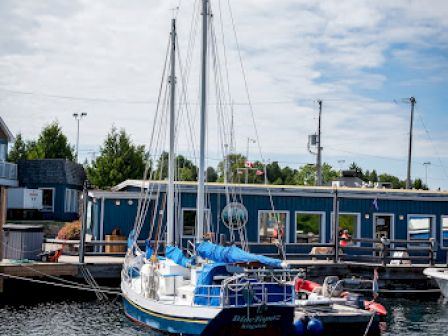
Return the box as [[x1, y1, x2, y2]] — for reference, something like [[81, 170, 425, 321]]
[[40, 188, 55, 212], [259, 211, 289, 244], [296, 212, 322, 243], [0, 143, 6, 161], [181, 209, 210, 237], [64, 189, 80, 213], [442, 216, 448, 249], [339, 214, 358, 238], [408, 215, 434, 245], [330, 212, 360, 245]]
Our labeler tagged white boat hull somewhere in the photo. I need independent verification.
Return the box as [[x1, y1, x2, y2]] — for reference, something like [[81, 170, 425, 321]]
[[423, 268, 448, 297]]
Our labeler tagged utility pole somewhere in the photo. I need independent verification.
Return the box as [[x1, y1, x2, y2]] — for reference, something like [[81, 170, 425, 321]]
[[406, 97, 416, 189], [73, 112, 87, 163], [316, 100, 323, 186]]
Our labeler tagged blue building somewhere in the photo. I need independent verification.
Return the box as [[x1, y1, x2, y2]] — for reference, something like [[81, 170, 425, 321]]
[[88, 180, 448, 262], [16, 159, 86, 221], [0, 117, 18, 188]]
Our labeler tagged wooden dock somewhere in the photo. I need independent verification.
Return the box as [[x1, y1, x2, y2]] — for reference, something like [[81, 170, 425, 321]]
[[0, 255, 442, 295]]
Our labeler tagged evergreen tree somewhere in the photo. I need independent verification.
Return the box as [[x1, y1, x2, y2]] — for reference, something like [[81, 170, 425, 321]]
[[7, 133, 27, 163], [27, 122, 74, 160], [87, 127, 146, 189], [206, 167, 218, 182]]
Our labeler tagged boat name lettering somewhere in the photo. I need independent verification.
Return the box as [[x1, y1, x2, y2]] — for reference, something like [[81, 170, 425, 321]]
[[232, 315, 281, 324]]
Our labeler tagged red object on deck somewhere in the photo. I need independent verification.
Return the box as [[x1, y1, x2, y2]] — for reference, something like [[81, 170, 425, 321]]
[[294, 278, 321, 293], [294, 278, 388, 317]]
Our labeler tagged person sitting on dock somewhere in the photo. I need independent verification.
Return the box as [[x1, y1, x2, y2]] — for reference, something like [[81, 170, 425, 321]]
[[339, 229, 351, 249]]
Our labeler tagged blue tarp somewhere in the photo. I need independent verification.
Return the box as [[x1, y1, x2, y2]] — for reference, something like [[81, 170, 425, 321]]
[[145, 239, 153, 259], [194, 263, 227, 306], [165, 245, 192, 268], [196, 241, 284, 268]]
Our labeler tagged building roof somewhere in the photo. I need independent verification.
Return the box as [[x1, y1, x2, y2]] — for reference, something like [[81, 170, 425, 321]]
[[111, 179, 448, 202], [18, 159, 86, 187], [0, 117, 14, 142]]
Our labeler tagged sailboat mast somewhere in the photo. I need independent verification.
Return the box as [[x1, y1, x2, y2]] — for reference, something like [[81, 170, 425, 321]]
[[167, 18, 176, 246], [196, 0, 209, 243]]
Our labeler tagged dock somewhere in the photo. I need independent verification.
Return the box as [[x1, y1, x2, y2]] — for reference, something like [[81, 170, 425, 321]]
[[0, 253, 442, 295]]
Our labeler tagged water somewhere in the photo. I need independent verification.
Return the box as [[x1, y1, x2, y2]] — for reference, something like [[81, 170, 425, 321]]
[[0, 296, 447, 335]]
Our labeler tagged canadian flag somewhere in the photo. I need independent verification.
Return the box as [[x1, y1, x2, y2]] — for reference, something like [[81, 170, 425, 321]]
[[244, 161, 254, 168], [256, 169, 264, 176]]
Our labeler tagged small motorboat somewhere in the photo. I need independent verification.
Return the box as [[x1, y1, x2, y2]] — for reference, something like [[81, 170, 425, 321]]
[[424, 268, 448, 297], [294, 276, 387, 317]]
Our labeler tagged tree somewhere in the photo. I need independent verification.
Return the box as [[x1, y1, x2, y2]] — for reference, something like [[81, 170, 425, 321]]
[[294, 163, 338, 186], [217, 153, 246, 182], [7, 133, 27, 163], [28, 121, 74, 160], [413, 178, 428, 190], [87, 127, 146, 189], [349, 162, 363, 179], [153, 152, 198, 181], [206, 167, 218, 182], [378, 174, 405, 189]]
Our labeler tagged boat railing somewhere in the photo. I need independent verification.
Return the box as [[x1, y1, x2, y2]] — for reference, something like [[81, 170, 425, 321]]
[[194, 282, 295, 308]]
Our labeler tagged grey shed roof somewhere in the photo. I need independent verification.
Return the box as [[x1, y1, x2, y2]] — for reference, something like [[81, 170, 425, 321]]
[[18, 159, 86, 187]]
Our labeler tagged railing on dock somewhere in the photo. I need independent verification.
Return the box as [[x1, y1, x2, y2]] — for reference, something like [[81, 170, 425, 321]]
[[44, 237, 437, 266]]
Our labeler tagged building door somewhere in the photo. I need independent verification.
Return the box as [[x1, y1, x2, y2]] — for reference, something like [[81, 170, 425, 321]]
[[374, 214, 393, 240]]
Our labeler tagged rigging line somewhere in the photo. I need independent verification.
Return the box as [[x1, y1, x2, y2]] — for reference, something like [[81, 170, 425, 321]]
[[416, 109, 448, 180], [135, 83, 170, 242], [0, 272, 122, 296], [11, 263, 119, 291], [225, 0, 279, 234], [134, 36, 171, 235]]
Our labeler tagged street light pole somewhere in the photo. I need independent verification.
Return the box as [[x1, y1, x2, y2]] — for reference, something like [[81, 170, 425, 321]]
[[73, 112, 87, 163]]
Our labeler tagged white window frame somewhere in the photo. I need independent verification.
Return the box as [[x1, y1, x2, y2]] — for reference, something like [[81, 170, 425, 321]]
[[39, 187, 55, 212], [65, 189, 72, 212], [407, 214, 436, 248], [257, 210, 290, 244], [441, 215, 448, 250], [330, 212, 361, 246], [181, 208, 211, 238], [294, 211, 325, 244]]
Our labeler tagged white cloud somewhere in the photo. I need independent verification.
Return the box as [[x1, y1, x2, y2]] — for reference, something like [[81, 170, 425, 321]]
[[1, 0, 448, 186]]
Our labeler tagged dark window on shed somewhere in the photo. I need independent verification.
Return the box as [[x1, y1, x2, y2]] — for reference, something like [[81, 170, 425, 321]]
[[41, 188, 54, 212], [181, 209, 210, 237]]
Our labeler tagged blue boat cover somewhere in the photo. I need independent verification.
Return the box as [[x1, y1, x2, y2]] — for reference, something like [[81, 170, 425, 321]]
[[145, 239, 153, 259], [194, 263, 227, 306], [127, 229, 136, 252], [165, 245, 191, 268], [196, 241, 283, 268]]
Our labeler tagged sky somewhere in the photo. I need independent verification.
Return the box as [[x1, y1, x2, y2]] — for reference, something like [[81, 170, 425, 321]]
[[1, 0, 448, 189]]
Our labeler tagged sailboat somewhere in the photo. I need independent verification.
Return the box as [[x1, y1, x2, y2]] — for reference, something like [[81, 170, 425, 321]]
[[121, 1, 297, 335]]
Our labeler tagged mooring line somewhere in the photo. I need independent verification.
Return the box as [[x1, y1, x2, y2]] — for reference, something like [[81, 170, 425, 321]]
[[0, 272, 122, 296]]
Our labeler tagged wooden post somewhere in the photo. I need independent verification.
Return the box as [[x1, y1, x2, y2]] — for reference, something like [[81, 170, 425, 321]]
[[0, 187, 7, 293], [332, 189, 340, 263], [79, 182, 88, 264]]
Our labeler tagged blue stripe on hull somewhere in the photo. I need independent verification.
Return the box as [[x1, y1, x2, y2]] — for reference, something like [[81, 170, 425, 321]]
[[123, 297, 209, 335]]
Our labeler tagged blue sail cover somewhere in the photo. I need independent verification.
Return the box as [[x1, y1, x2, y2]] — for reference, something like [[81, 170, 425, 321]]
[[196, 241, 283, 268], [145, 239, 153, 259], [165, 245, 191, 268]]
